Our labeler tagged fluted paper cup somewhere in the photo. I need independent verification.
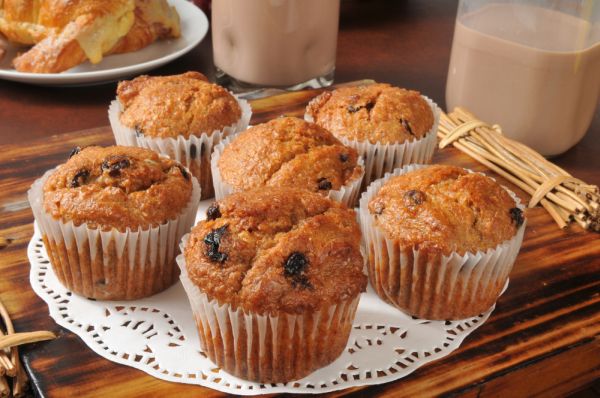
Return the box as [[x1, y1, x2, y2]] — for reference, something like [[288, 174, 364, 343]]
[[211, 135, 366, 207], [306, 95, 441, 191], [177, 234, 360, 383], [358, 164, 526, 320], [28, 167, 201, 300], [109, 95, 251, 199]]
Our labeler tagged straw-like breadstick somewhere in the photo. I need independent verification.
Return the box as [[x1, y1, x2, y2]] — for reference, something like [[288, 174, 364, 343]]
[[12, 362, 28, 398], [0, 300, 19, 377], [0, 328, 16, 378], [0, 375, 9, 398], [0, 352, 13, 378], [438, 108, 600, 231], [0, 331, 56, 351]]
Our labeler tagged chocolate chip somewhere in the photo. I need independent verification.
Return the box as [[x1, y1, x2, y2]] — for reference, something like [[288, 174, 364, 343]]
[[68, 146, 81, 159], [317, 177, 332, 191], [69, 169, 89, 188], [373, 203, 385, 215], [404, 189, 426, 206], [284, 252, 313, 289], [400, 118, 414, 136], [339, 153, 349, 162], [134, 125, 143, 137], [347, 101, 375, 114], [284, 252, 307, 276], [190, 144, 197, 159], [206, 203, 221, 220], [101, 155, 131, 177], [509, 207, 524, 227], [177, 165, 190, 181], [204, 225, 228, 263]]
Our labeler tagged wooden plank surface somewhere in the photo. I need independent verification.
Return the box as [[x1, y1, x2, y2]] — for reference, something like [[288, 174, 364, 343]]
[[0, 86, 599, 398]]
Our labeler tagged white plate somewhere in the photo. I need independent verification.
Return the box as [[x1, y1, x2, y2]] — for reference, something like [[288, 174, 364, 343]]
[[0, 0, 208, 86]]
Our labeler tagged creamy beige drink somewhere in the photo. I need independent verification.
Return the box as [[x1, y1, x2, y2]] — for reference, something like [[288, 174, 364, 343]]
[[212, 0, 340, 87], [446, 3, 600, 156]]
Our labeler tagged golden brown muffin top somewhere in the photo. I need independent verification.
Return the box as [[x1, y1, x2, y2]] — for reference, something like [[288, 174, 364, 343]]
[[185, 187, 367, 315], [306, 83, 434, 144], [43, 146, 193, 231], [368, 165, 524, 255], [117, 71, 242, 138], [218, 117, 362, 193]]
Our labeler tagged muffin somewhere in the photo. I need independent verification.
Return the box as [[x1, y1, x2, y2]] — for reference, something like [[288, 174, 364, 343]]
[[109, 71, 251, 199], [212, 117, 364, 206], [177, 187, 367, 382], [28, 145, 201, 300], [359, 164, 526, 320], [305, 83, 441, 189]]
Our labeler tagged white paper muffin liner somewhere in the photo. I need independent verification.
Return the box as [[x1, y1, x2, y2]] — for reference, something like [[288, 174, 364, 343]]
[[176, 234, 361, 383], [358, 164, 526, 320], [27, 166, 201, 300], [108, 94, 251, 199], [210, 135, 366, 207], [305, 95, 441, 190]]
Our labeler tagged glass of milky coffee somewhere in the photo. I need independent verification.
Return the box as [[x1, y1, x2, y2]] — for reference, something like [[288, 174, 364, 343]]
[[211, 0, 340, 92], [446, 0, 600, 156]]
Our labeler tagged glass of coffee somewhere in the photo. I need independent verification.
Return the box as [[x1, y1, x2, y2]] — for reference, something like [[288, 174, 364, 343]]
[[211, 0, 340, 92], [446, 0, 600, 156]]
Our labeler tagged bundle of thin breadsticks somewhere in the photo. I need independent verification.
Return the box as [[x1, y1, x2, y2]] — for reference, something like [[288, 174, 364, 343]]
[[438, 107, 599, 232], [0, 298, 55, 397]]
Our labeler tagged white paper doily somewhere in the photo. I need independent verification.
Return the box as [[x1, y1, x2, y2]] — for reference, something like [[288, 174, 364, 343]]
[[28, 201, 498, 395]]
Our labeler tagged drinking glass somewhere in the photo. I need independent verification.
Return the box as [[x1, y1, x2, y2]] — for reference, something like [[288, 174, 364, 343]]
[[212, 0, 340, 92]]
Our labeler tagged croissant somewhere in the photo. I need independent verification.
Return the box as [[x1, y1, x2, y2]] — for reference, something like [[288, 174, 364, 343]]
[[0, 0, 180, 73]]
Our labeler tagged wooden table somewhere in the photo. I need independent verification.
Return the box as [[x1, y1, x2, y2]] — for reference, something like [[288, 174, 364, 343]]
[[0, 1, 598, 397]]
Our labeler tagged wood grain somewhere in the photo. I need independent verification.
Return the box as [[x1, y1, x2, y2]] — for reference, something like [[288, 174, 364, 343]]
[[0, 86, 598, 398]]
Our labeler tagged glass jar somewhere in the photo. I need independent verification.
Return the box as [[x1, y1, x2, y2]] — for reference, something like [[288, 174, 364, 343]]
[[446, 0, 600, 156]]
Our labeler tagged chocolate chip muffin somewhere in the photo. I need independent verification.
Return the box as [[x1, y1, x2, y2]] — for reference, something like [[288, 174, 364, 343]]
[[178, 187, 367, 382], [43, 146, 193, 230], [359, 164, 526, 320], [370, 165, 521, 254], [117, 72, 240, 139], [307, 83, 433, 144], [305, 83, 440, 189], [109, 71, 251, 199], [29, 145, 201, 300], [213, 117, 364, 206]]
